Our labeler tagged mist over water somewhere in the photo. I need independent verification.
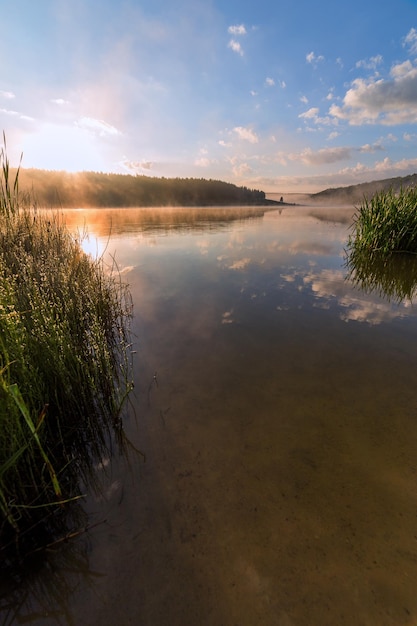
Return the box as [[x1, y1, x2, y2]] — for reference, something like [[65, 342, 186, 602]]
[[3, 205, 417, 626]]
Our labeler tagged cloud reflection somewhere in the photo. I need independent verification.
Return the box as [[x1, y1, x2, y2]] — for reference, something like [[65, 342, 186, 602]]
[[303, 268, 414, 325]]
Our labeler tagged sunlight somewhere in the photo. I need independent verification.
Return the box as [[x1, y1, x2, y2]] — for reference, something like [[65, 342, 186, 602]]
[[19, 123, 110, 172], [81, 233, 105, 259]]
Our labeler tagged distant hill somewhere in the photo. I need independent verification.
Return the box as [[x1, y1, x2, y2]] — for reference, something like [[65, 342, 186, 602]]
[[309, 173, 417, 205], [14, 168, 279, 208]]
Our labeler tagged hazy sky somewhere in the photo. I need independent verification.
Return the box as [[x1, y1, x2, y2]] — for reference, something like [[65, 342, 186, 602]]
[[1, 0, 417, 192]]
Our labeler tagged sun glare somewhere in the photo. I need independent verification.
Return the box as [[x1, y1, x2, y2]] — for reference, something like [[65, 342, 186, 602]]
[[20, 123, 109, 172], [81, 233, 105, 259]]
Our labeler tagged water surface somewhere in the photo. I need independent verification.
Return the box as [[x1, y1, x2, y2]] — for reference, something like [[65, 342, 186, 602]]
[[3, 205, 417, 626]]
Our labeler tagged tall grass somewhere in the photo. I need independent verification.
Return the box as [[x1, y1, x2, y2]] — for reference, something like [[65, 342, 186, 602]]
[[347, 186, 417, 255], [0, 138, 133, 566]]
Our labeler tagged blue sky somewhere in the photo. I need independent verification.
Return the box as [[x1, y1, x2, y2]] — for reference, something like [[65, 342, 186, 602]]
[[1, 0, 417, 192]]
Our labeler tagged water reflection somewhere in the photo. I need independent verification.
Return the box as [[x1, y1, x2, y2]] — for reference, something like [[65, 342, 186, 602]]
[[61, 205, 271, 237], [346, 247, 417, 303], [4, 206, 417, 625]]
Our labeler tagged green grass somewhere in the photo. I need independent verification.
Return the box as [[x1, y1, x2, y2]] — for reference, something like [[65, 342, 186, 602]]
[[346, 186, 417, 301], [0, 137, 133, 565], [347, 186, 417, 255]]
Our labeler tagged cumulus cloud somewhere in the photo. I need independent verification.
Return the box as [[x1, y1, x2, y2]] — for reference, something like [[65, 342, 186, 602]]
[[51, 98, 68, 105], [195, 156, 211, 167], [228, 39, 244, 56], [288, 146, 352, 165], [359, 142, 384, 153], [120, 159, 154, 173], [233, 126, 259, 143], [300, 107, 319, 119], [227, 23, 246, 56], [306, 51, 324, 65], [329, 60, 417, 125], [228, 24, 247, 36], [231, 160, 253, 177], [355, 55, 383, 70], [299, 107, 336, 127], [75, 117, 120, 136], [265, 77, 275, 87], [0, 90, 15, 99]]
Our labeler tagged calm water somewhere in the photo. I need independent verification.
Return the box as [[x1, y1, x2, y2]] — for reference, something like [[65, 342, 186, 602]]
[[2, 205, 417, 626]]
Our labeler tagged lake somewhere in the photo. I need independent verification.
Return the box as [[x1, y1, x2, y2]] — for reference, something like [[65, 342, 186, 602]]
[[2, 204, 417, 626]]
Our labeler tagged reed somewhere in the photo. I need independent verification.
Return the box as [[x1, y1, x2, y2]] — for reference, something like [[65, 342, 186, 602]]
[[347, 186, 417, 255], [0, 138, 133, 565]]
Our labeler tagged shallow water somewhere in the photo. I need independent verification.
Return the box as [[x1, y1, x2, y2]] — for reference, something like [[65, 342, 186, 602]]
[[3, 205, 417, 625]]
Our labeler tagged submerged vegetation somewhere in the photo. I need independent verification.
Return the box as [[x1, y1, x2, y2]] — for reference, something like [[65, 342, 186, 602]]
[[0, 138, 133, 568], [346, 186, 417, 301], [12, 168, 274, 208]]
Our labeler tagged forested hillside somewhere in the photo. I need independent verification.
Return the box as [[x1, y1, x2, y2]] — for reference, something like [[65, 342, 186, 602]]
[[14, 168, 275, 208], [309, 173, 417, 205]]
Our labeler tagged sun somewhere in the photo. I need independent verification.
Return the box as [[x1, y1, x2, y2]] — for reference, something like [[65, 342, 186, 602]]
[[18, 123, 111, 173]]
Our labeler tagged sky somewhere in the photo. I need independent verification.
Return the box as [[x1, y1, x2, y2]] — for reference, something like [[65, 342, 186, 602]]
[[1, 0, 417, 193]]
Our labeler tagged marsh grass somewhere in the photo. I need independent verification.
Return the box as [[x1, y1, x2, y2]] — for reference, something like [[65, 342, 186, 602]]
[[346, 186, 417, 301], [347, 186, 417, 255], [0, 139, 133, 566]]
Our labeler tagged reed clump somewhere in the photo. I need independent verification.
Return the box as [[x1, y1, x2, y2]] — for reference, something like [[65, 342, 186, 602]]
[[0, 137, 133, 565], [347, 186, 417, 255]]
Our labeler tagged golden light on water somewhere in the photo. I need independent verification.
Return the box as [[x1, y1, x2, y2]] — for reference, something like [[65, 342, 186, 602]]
[[81, 233, 105, 259]]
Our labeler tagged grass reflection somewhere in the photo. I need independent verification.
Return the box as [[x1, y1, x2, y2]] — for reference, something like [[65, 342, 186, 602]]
[[0, 510, 104, 626], [345, 247, 417, 303]]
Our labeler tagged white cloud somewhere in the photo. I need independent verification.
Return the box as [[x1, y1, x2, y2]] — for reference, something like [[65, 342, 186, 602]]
[[228, 24, 247, 36], [75, 117, 120, 136], [195, 156, 211, 167], [299, 107, 336, 127], [51, 98, 68, 105], [228, 39, 244, 56], [0, 107, 34, 121], [265, 77, 275, 87], [289, 146, 352, 165], [359, 142, 384, 153], [233, 126, 259, 143], [329, 60, 417, 125], [403, 28, 417, 56], [300, 95, 308, 104], [327, 131, 339, 140], [0, 91, 15, 99], [120, 159, 154, 173], [355, 55, 383, 70], [306, 51, 324, 65], [231, 160, 253, 177], [299, 107, 319, 119], [0, 108, 19, 117]]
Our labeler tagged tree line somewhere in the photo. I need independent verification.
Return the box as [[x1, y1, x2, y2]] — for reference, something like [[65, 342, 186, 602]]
[[14, 168, 274, 208]]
